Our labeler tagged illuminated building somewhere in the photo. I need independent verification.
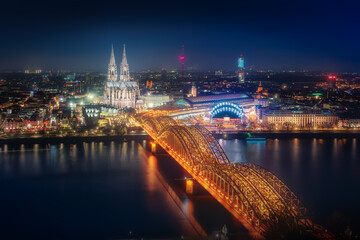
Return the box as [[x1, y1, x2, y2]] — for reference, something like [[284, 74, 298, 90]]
[[254, 98, 269, 107], [146, 81, 153, 89], [252, 82, 268, 99], [327, 75, 337, 89], [83, 105, 118, 118], [179, 45, 185, 77], [64, 73, 76, 81], [83, 104, 119, 126], [191, 85, 197, 97], [103, 45, 140, 109], [340, 119, 360, 128], [143, 94, 170, 108], [182, 93, 253, 108], [25, 69, 42, 74], [215, 70, 223, 76], [263, 110, 338, 128], [210, 102, 245, 119], [237, 55, 245, 84]]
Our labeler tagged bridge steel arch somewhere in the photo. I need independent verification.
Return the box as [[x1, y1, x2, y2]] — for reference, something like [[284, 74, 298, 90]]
[[136, 115, 333, 239]]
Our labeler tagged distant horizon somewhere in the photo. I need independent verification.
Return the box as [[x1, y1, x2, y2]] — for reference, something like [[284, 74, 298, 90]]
[[1, 68, 358, 75], [1, 44, 359, 73]]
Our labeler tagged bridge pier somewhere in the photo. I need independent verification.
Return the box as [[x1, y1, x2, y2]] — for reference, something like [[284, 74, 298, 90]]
[[151, 142, 157, 153], [186, 179, 194, 195]]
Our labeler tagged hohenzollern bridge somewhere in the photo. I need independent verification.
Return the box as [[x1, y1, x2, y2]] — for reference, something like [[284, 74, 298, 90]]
[[133, 111, 334, 239]]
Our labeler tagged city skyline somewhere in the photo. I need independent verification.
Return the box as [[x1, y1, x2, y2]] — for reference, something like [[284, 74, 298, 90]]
[[1, 1, 360, 239], [1, 0, 360, 72]]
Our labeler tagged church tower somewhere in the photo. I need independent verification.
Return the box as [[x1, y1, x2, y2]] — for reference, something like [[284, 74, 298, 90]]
[[119, 44, 130, 82], [108, 45, 118, 82], [104, 44, 140, 109]]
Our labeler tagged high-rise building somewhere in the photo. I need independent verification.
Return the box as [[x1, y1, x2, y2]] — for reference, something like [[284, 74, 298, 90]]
[[103, 44, 140, 109], [179, 45, 185, 78], [191, 85, 197, 97], [327, 75, 337, 89], [237, 55, 245, 84]]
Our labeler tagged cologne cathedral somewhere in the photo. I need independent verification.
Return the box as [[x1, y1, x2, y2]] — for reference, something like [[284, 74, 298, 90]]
[[103, 45, 140, 109]]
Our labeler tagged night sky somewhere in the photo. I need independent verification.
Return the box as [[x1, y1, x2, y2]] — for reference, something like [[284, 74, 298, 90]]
[[1, 0, 359, 72]]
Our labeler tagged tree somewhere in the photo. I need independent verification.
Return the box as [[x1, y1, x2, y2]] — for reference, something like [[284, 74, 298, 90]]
[[221, 224, 229, 240], [122, 107, 136, 116]]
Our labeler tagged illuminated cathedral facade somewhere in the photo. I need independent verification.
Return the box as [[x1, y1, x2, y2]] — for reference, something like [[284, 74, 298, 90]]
[[103, 45, 140, 109]]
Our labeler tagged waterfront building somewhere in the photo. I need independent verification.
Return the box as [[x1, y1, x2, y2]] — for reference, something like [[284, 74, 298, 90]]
[[263, 109, 338, 128], [103, 45, 140, 109], [340, 119, 360, 128], [83, 104, 119, 126]]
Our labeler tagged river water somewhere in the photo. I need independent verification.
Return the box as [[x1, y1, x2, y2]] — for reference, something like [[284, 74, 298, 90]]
[[0, 138, 359, 239]]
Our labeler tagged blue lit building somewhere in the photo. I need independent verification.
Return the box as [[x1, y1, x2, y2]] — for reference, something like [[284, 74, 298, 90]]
[[237, 55, 245, 84]]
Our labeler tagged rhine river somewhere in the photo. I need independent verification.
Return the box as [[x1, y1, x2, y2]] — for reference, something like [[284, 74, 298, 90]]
[[0, 138, 359, 239]]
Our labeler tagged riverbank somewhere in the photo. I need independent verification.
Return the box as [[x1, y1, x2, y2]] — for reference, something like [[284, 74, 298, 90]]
[[214, 131, 360, 139], [0, 134, 150, 145], [1, 130, 360, 145]]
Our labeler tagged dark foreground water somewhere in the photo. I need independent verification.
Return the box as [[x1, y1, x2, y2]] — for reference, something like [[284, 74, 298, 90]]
[[0, 138, 359, 239], [0, 141, 199, 239], [0, 141, 242, 240]]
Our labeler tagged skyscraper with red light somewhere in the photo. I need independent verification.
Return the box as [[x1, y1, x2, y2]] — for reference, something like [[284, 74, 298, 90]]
[[179, 45, 185, 78], [327, 75, 337, 89]]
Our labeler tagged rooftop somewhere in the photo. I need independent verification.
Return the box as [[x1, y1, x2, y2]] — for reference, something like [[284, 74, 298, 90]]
[[106, 81, 138, 88], [185, 93, 250, 104]]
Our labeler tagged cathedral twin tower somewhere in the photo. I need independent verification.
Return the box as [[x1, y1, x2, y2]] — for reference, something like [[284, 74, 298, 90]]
[[104, 45, 140, 109]]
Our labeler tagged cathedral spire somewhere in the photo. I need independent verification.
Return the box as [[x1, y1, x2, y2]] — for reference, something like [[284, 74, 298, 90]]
[[108, 44, 118, 82], [110, 44, 116, 65], [120, 44, 130, 82], [122, 44, 128, 66]]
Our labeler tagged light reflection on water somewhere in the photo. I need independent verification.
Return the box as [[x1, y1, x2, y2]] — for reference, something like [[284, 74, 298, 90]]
[[1, 138, 359, 236], [0, 141, 199, 239]]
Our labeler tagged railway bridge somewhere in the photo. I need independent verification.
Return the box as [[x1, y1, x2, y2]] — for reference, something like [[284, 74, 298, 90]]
[[135, 115, 333, 239]]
